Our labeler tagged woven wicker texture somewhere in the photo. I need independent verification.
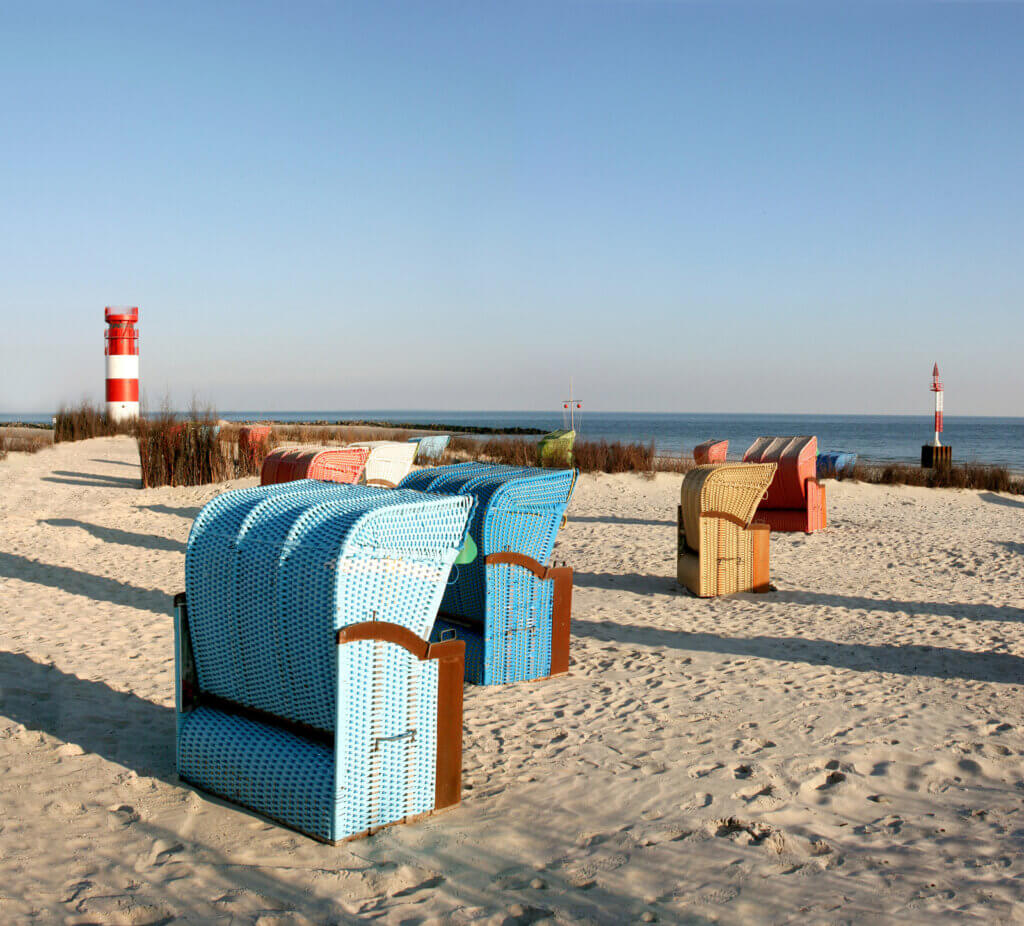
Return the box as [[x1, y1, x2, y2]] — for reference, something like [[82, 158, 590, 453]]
[[408, 435, 450, 463], [693, 440, 728, 464], [679, 463, 776, 597], [817, 451, 857, 478], [350, 442, 418, 486], [399, 463, 575, 684], [180, 481, 472, 841], [261, 446, 370, 486]]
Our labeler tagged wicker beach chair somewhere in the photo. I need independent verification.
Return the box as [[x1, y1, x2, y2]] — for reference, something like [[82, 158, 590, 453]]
[[399, 463, 576, 685], [538, 429, 575, 466], [238, 425, 272, 471], [260, 446, 370, 486], [743, 436, 826, 532], [350, 441, 418, 488], [694, 439, 728, 464], [174, 480, 474, 843], [677, 463, 777, 597], [816, 451, 857, 479], [408, 435, 451, 464]]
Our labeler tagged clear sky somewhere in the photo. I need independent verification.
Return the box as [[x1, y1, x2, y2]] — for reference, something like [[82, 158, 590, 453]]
[[1, 2, 1021, 416]]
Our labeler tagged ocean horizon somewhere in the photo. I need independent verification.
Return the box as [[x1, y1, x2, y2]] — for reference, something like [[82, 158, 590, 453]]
[[5, 409, 1023, 471]]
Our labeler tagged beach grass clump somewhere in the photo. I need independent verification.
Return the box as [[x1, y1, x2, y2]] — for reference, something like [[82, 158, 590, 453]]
[[837, 461, 1023, 495], [463, 436, 670, 474], [137, 411, 231, 488], [0, 431, 51, 459], [55, 400, 136, 442]]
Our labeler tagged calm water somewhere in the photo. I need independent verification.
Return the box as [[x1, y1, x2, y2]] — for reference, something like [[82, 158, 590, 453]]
[[5, 410, 1023, 470]]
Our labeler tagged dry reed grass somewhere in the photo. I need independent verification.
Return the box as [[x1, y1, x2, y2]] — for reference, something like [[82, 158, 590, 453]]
[[835, 461, 1023, 495], [0, 432, 51, 459], [55, 401, 136, 442], [458, 437, 683, 474], [137, 412, 231, 488]]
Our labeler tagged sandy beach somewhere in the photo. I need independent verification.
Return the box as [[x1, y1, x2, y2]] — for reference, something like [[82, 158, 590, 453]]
[[1, 435, 1022, 924]]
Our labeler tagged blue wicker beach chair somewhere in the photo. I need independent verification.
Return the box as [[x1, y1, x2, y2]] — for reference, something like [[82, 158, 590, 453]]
[[817, 451, 857, 478], [409, 434, 451, 463], [399, 463, 576, 685], [173, 480, 474, 843]]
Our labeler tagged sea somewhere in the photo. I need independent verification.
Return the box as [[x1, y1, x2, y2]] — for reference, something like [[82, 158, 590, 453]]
[[7, 409, 1020, 470]]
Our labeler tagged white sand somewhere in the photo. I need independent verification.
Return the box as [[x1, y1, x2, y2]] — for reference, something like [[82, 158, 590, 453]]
[[1, 436, 1022, 924]]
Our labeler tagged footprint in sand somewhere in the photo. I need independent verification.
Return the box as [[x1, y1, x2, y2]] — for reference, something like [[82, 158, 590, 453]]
[[680, 792, 713, 811], [732, 783, 783, 808], [106, 803, 141, 826], [688, 762, 723, 779], [817, 770, 846, 790]]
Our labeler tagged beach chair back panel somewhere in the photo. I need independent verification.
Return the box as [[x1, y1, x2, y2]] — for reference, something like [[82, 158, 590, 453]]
[[177, 704, 335, 841], [185, 480, 339, 707], [232, 485, 422, 731], [743, 436, 817, 508], [334, 639, 439, 836], [186, 482, 472, 733]]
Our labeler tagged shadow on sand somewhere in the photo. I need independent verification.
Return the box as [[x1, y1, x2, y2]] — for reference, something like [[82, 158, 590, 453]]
[[137, 503, 204, 520], [0, 650, 174, 780], [979, 492, 1024, 510], [41, 518, 186, 554], [0, 551, 172, 615], [89, 458, 140, 468], [569, 515, 675, 527], [773, 589, 1024, 624], [572, 618, 1024, 684], [43, 470, 141, 489]]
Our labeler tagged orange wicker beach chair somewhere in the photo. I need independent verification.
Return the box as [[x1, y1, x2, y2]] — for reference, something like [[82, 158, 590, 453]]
[[693, 440, 728, 464], [677, 463, 776, 597], [260, 446, 371, 486], [742, 436, 826, 533]]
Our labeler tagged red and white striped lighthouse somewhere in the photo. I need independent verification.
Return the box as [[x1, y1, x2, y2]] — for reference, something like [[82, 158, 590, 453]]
[[930, 362, 943, 447], [105, 306, 139, 422]]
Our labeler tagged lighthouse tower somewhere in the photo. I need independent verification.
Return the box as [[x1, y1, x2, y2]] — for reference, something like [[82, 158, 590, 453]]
[[104, 307, 139, 423]]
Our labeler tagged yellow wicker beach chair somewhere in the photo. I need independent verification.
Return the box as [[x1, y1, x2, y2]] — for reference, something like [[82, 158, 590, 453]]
[[677, 463, 777, 597]]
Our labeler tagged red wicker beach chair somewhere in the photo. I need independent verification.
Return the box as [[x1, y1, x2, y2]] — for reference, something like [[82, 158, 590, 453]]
[[693, 440, 728, 464], [742, 436, 826, 533], [260, 446, 371, 486]]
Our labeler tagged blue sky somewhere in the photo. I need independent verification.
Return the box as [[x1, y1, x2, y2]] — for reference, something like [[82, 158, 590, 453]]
[[1, 2, 1021, 415]]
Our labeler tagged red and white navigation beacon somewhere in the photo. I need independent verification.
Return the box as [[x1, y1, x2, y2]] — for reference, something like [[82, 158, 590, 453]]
[[104, 306, 139, 423], [922, 362, 951, 468], [930, 362, 944, 447]]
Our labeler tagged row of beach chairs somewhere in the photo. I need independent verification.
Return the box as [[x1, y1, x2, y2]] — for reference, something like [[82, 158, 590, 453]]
[[174, 462, 575, 842], [173, 434, 829, 843]]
